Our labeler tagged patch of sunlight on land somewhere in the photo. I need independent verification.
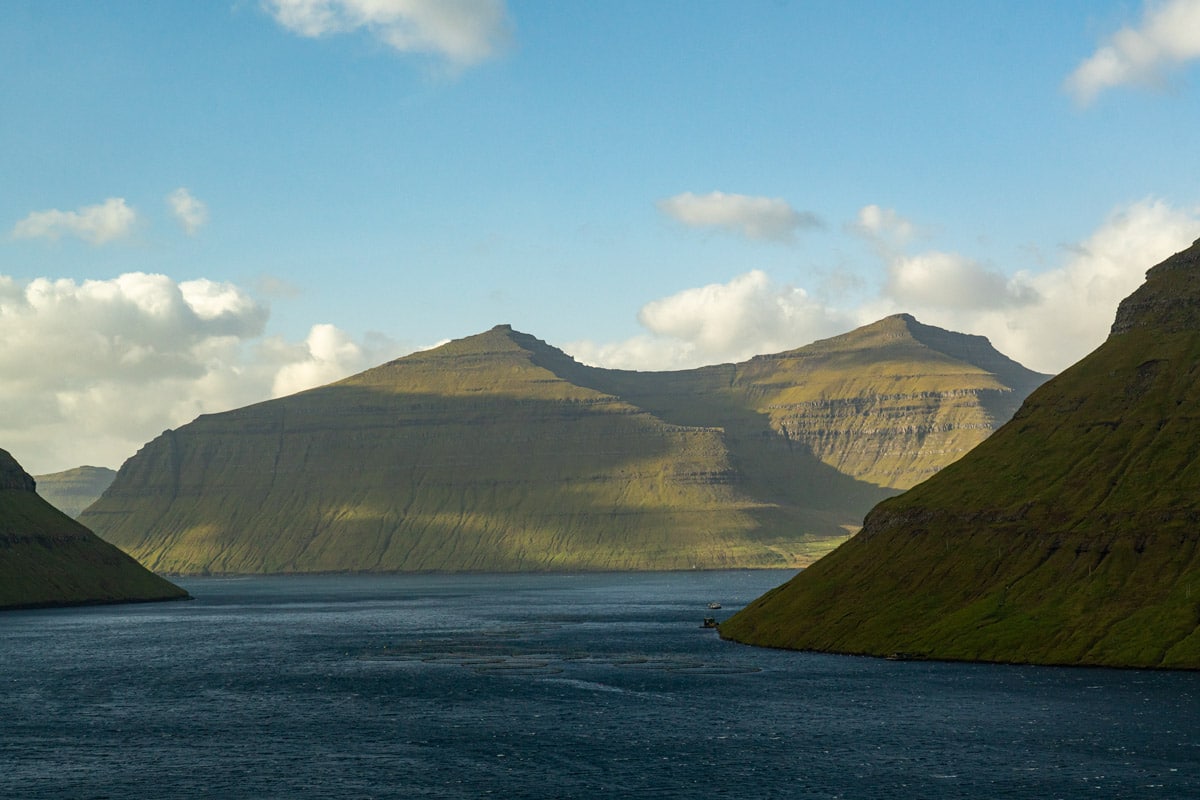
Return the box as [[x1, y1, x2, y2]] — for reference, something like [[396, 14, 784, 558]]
[[322, 504, 389, 524]]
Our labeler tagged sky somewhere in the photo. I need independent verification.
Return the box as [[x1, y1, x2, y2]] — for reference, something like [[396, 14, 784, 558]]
[[3, 0, 1200, 474]]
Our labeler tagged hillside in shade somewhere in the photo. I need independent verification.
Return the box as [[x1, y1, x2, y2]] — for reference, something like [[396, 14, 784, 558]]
[[80, 316, 1046, 575], [34, 466, 116, 519], [0, 449, 186, 609], [720, 238, 1200, 669]]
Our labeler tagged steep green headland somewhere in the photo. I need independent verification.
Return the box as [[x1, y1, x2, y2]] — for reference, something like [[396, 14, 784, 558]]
[[34, 465, 117, 518], [721, 238, 1200, 669], [81, 316, 1045, 575], [0, 449, 186, 609]]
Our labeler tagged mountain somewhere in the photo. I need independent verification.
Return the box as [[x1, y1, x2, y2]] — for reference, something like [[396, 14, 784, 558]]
[[0, 448, 187, 609], [720, 238, 1200, 670], [34, 466, 117, 518], [80, 316, 1046, 575]]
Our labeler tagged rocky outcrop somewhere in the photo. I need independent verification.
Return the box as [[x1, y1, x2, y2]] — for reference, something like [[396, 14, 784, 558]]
[[1111, 237, 1200, 335], [0, 451, 36, 492], [721, 237, 1200, 670], [81, 317, 1046, 575], [0, 448, 187, 609]]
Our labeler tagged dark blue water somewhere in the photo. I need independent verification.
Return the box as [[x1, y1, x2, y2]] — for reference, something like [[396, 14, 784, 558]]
[[1, 571, 1198, 799]]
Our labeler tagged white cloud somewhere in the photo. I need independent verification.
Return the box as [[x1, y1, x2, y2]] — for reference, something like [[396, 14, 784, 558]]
[[271, 323, 369, 396], [658, 191, 822, 243], [168, 188, 209, 235], [11, 198, 138, 245], [885, 251, 1036, 311], [264, 0, 512, 66], [1065, 0, 1200, 105], [570, 270, 853, 370], [576, 199, 1200, 377], [859, 199, 1200, 373], [0, 272, 404, 474], [849, 204, 918, 250]]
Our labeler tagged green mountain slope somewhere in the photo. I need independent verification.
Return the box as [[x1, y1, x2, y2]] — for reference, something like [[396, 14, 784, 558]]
[[81, 318, 1045, 575], [34, 465, 117, 518], [0, 449, 187, 609], [720, 238, 1200, 669]]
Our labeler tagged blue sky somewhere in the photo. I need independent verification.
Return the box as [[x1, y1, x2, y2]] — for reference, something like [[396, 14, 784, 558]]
[[3, 0, 1200, 473]]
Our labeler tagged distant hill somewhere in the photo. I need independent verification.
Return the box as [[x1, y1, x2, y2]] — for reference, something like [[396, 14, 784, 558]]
[[721, 238, 1200, 670], [34, 466, 117, 518], [80, 316, 1047, 575], [0, 449, 186, 609]]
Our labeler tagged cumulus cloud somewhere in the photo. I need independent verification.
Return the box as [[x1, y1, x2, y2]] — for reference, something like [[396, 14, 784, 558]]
[[575, 199, 1200, 376], [270, 323, 369, 397], [264, 0, 513, 66], [1065, 0, 1200, 105], [0, 272, 403, 474], [658, 191, 822, 243], [858, 199, 1200, 373], [885, 251, 1036, 311], [570, 270, 853, 369], [11, 198, 138, 245], [849, 204, 918, 251], [167, 188, 209, 235]]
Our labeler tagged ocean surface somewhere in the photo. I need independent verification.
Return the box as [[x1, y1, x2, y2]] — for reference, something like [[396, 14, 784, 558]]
[[1, 571, 1198, 799]]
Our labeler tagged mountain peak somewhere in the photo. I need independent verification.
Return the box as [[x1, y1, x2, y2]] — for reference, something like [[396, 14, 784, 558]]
[[0, 448, 36, 492], [0, 447, 187, 609], [720, 235, 1200, 669], [1111, 236, 1200, 336], [796, 314, 1045, 387]]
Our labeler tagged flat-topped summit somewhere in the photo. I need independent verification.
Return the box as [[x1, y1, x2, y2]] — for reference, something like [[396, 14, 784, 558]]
[[721, 237, 1200, 669], [81, 316, 1047, 576], [34, 465, 117, 518]]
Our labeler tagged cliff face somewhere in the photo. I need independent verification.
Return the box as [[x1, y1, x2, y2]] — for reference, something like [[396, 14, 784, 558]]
[[80, 317, 1046, 575], [721, 238, 1200, 669], [730, 314, 1045, 489], [0, 449, 186, 609], [34, 466, 117, 519]]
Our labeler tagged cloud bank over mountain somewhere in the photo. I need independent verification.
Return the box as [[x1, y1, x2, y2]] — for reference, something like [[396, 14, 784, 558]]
[[0, 272, 400, 473], [6, 194, 1195, 475], [573, 198, 1200, 375]]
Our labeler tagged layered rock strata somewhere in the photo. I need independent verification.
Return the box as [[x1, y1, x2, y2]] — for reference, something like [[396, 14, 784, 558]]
[[721, 238, 1200, 669], [82, 317, 1046, 575]]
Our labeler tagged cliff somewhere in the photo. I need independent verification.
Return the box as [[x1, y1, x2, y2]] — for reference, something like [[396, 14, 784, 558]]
[[0, 449, 187, 609], [80, 317, 1046, 575], [34, 466, 117, 519], [720, 238, 1200, 669]]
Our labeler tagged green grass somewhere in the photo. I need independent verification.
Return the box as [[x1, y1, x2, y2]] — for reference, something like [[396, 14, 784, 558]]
[[82, 318, 1045, 575], [0, 487, 187, 609], [722, 245, 1200, 669]]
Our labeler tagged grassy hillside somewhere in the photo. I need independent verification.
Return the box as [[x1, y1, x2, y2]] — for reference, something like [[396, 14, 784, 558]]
[[0, 450, 186, 609], [34, 465, 116, 518], [720, 238, 1200, 669], [81, 317, 1045, 575]]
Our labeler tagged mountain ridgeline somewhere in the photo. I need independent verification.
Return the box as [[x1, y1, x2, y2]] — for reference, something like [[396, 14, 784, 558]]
[[81, 315, 1047, 575], [721, 238, 1200, 669], [34, 466, 117, 519], [0, 449, 186, 609]]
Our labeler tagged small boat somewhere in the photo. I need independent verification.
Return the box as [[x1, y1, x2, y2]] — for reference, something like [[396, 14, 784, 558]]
[[706, 602, 722, 610], [701, 617, 718, 628]]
